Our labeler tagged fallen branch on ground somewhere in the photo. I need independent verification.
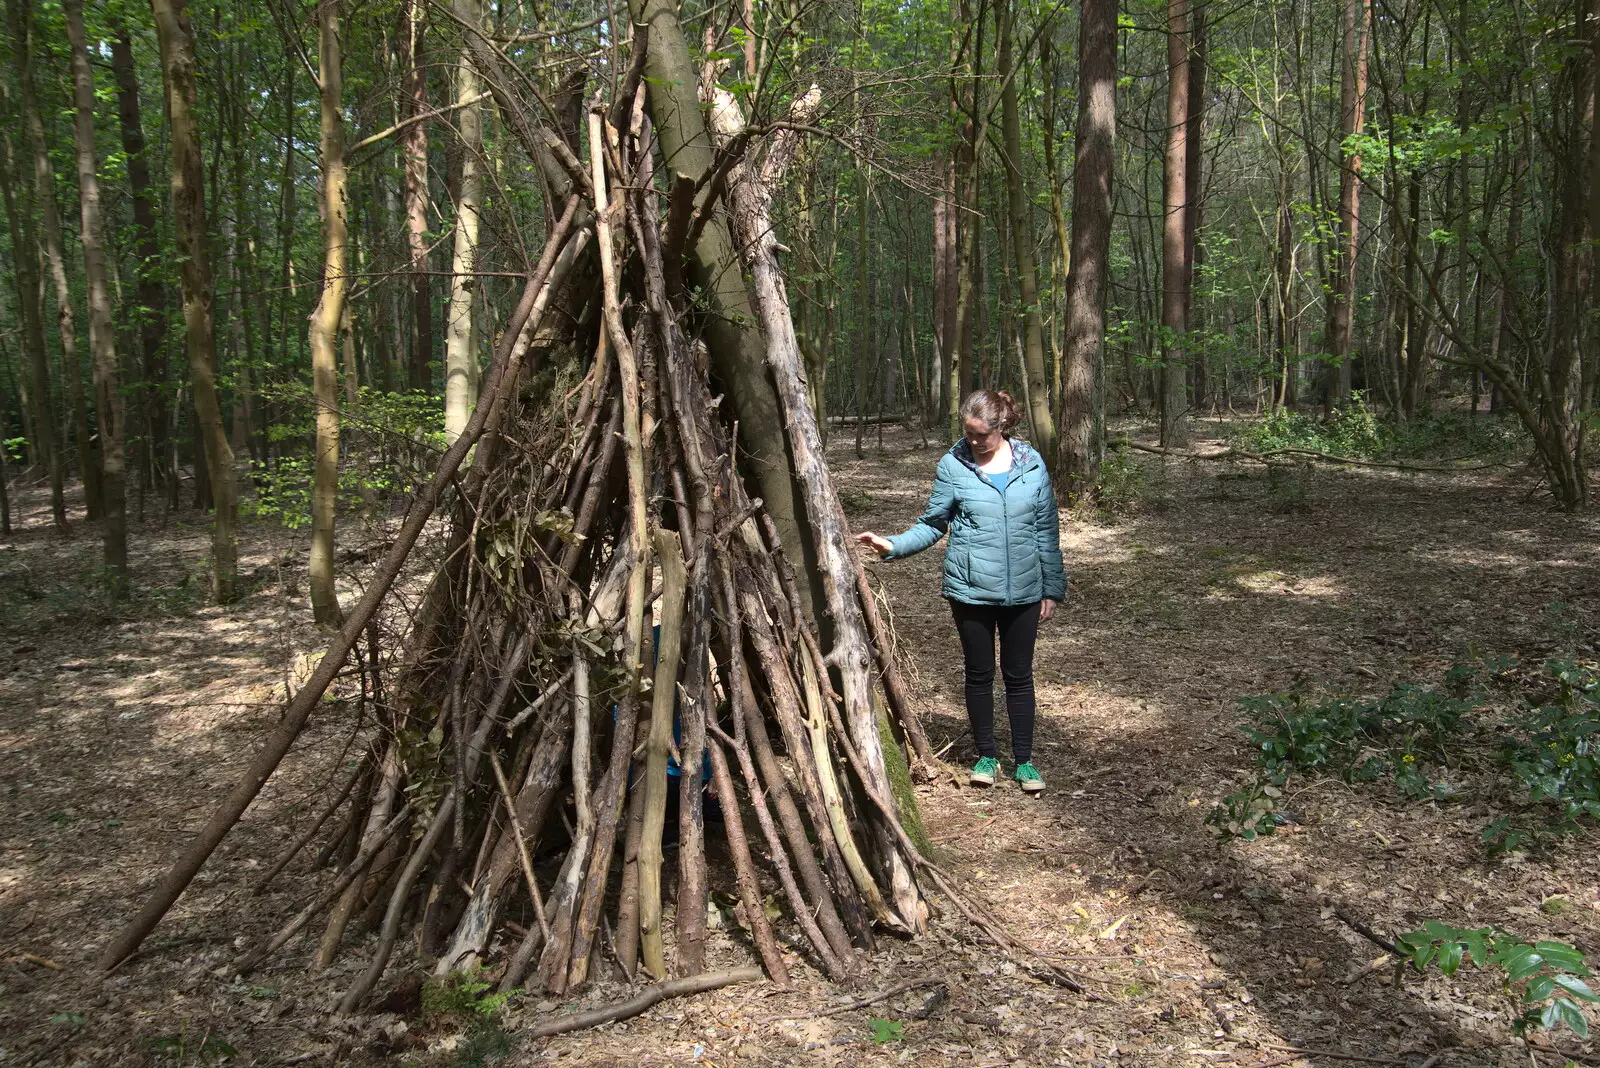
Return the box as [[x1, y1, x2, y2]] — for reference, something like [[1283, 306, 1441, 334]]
[[528, 967, 763, 1038], [1108, 438, 1515, 474], [763, 977, 946, 1022]]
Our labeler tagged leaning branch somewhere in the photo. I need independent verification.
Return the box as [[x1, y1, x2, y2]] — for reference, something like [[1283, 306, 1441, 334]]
[[346, 91, 492, 159], [96, 199, 585, 972]]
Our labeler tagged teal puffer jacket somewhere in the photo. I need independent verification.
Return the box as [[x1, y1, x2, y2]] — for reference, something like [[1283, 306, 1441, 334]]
[[885, 438, 1067, 605]]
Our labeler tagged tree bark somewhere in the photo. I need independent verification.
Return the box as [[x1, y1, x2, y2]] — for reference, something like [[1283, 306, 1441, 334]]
[[444, 0, 485, 445], [0, 110, 63, 526], [626, 0, 826, 624], [65, 0, 129, 596], [1160, 0, 1191, 447], [1054, 0, 1116, 501], [1323, 0, 1372, 414], [111, 27, 171, 491], [997, 0, 1056, 458], [7, 0, 75, 525], [152, 0, 239, 602], [709, 85, 927, 934], [401, 0, 434, 392], [308, 0, 350, 626]]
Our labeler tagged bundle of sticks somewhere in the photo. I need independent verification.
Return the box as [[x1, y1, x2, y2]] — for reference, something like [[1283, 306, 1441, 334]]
[[98, 17, 1090, 1011]]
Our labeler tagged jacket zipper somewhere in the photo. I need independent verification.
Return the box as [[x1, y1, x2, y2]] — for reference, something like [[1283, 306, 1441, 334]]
[[979, 451, 1023, 604]]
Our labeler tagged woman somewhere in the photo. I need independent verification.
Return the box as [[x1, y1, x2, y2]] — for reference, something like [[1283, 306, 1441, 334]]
[[857, 390, 1066, 793]]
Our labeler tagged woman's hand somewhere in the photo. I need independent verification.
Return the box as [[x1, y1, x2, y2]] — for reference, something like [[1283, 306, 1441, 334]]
[[1039, 599, 1058, 623], [855, 532, 893, 558]]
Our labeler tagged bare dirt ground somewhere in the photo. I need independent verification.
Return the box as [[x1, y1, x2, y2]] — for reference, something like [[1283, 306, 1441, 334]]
[[2, 422, 1598, 1067]]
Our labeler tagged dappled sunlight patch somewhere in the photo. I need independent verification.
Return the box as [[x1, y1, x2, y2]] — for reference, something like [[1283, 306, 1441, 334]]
[[1228, 568, 1344, 598]]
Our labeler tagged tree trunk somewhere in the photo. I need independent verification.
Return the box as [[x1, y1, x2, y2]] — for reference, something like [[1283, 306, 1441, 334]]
[[7, 0, 77, 524], [111, 27, 171, 492], [1055, 0, 1116, 501], [309, 0, 349, 626], [997, 0, 1056, 458], [1160, 0, 1191, 447], [1323, 0, 1372, 414], [65, 0, 129, 596], [0, 114, 63, 526], [152, 0, 239, 602], [444, 0, 485, 445], [1039, 34, 1072, 404], [401, 0, 433, 392], [626, 0, 826, 623], [1184, 4, 1207, 411], [855, 166, 871, 459], [709, 85, 927, 934]]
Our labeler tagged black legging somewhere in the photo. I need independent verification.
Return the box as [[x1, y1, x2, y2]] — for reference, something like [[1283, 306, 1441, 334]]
[[949, 599, 1040, 764]]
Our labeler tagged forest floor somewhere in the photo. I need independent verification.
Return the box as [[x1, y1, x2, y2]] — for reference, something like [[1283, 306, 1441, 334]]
[[2, 419, 1598, 1067]]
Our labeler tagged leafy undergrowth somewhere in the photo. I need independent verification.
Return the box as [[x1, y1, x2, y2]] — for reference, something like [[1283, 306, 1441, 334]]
[[1228, 401, 1528, 461], [1209, 656, 1600, 854], [1210, 657, 1600, 1041]]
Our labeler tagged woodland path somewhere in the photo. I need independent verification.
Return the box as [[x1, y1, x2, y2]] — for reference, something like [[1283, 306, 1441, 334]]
[[1, 423, 1597, 1066]]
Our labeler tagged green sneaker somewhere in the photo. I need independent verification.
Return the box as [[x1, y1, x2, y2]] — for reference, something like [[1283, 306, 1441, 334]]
[[1015, 762, 1045, 794], [969, 756, 1000, 786]]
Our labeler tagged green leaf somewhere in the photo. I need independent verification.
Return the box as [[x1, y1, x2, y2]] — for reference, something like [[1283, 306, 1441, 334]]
[[1553, 974, 1600, 1002], [1557, 998, 1589, 1037], [1525, 975, 1556, 1004], [1464, 930, 1489, 967], [1534, 942, 1586, 971], [1506, 951, 1548, 981], [868, 1018, 905, 1044], [1438, 941, 1464, 977], [1539, 1001, 1564, 1031]]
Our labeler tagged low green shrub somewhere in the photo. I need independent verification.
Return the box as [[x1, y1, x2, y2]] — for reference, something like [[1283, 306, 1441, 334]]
[[1396, 921, 1598, 1038], [1231, 398, 1526, 461], [1211, 658, 1600, 854]]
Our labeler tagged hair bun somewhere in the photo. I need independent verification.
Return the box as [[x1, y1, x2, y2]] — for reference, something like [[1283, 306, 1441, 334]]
[[958, 389, 1022, 435], [994, 391, 1020, 432]]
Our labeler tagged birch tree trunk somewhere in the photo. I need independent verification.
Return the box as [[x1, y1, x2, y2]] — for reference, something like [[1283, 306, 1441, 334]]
[[308, 0, 349, 626], [65, 0, 129, 595], [444, 0, 485, 445], [152, 0, 239, 602]]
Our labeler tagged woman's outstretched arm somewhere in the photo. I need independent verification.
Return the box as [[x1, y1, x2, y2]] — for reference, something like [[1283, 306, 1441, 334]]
[[857, 459, 959, 560]]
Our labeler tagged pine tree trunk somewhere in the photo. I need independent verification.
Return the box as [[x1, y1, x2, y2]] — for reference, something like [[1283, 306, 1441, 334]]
[[1161, 0, 1191, 447], [65, 0, 129, 596], [1323, 0, 1371, 414], [1055, 0, 1116, 501], [152, 0, 239, 602]]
